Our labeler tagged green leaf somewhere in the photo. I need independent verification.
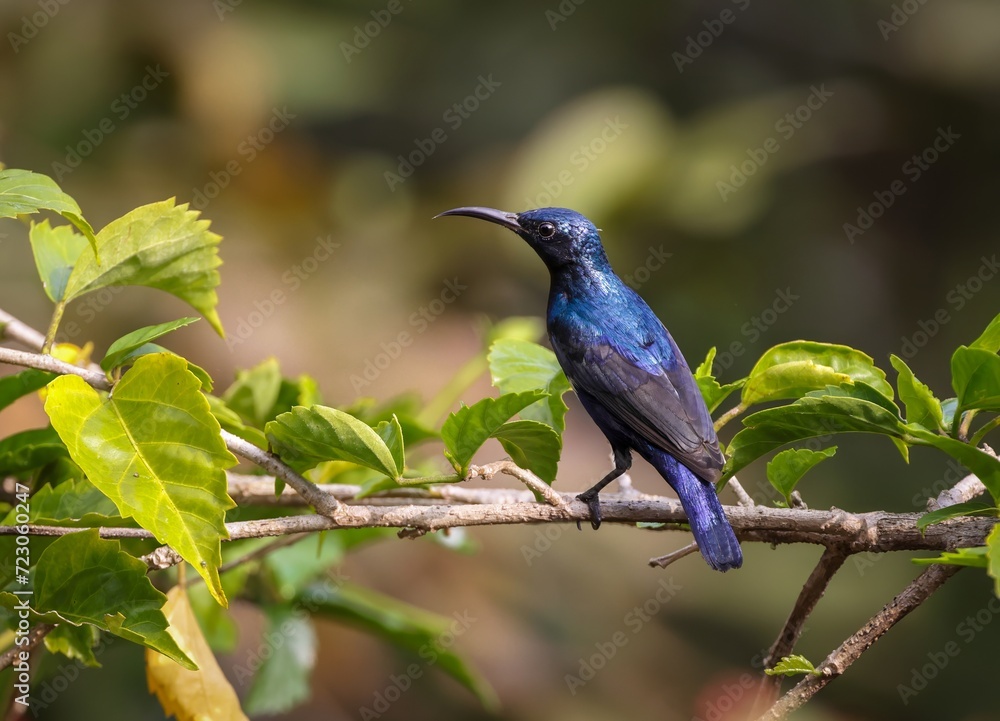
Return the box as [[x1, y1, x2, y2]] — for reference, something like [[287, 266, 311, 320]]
[[987, 525, 1000, 597], [905, 426, 1000, 503], [100, 317, 200, 373], [913, 546, 988, 568], [441, 391, 547, 475], [29, 220, 90, 302], [694, 348, 746, 413], [764, 654, 821, 677], [221, 358, 317, 428], [44, 624, 101, 667], [916, 501, 996, 532], [488, 338, 572, 432], [951, 346, 1000, 412], [29, 530, 193, 668], [766, 447, 837, 505], [243, 606, 316, 716], [742, 341, 893, 406], [808, 381, 902, 419], [0, 427, 69, 476], [890, 355, 945, 431], [726, 394, 907, 479], [62, 198, 223, 335], [27, 477, 123, 527], [0, 369, 54, 413], [0, 169, 97, 252], [941, 397, 958, 430], [301, 581, 497, 711], [101, 343, 213, 392], [971, 312, 1000, 353], [493, 419, 562, 483], [44, 353, 237, 604], [266, 405, 400, 479], [375, 415, 405, 475]]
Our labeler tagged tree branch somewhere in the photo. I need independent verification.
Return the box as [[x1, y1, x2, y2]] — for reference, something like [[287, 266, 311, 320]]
[[221, 432, 339, 517], [927, 450, 995, 511], [0, 624, 55, 672], [752, 546, 847, 713], [0, 309, 46, 350], [1, 495, 992, 554], [756, 563, 962, 721]]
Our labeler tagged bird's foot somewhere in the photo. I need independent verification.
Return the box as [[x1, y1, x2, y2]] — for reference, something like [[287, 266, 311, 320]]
[[576, 491, 602, 530]]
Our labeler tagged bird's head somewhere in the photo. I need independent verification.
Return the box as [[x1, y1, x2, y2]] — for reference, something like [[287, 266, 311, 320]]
[[435, 206, 608, 273]]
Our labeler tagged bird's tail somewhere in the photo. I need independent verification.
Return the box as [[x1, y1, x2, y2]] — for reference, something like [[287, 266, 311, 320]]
[[648, 451, 743, 572]]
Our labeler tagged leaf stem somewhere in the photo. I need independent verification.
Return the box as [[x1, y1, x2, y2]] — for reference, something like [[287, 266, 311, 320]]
[[957, 409, 977, 441], [714, 402, 746, 432], [970, 416, 1000, 449], [41, 300, 66, 354], [396, 473, 463, 486]]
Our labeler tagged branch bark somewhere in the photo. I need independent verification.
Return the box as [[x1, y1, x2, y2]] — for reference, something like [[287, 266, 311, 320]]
[[752, 546, 847, 714], [755, 563, 962, 721], [0, 494, 992, 555]]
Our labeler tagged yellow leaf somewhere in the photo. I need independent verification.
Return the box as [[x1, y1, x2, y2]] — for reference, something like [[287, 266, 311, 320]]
[[147, 585, 248, 721]]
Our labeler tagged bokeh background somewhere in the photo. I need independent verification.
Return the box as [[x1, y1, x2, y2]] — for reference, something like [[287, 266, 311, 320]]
[[1, 0, 999, 719]]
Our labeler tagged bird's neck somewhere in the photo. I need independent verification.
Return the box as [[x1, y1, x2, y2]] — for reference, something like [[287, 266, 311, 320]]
[[548, 256, 623, 300]]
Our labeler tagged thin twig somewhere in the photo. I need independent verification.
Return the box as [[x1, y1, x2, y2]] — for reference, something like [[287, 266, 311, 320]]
[[0, 624, 55, 672], [927, 448, 996, 511], [221, 431, 340, 517], [468, 460, 567, 508], [648, 542, 699, 568], [752, 546, 848, 714], [0, 347, 109, 390], [756, 563, 962, 721], [727, 475, 755, 507], [0, 309, 46, 350]]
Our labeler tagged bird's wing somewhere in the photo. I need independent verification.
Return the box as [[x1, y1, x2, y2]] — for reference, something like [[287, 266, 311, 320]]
[[551, 314, 724, 484]]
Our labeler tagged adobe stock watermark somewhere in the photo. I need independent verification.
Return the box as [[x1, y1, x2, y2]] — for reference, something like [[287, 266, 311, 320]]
[[190, 106, 297, 210], [522, 116, 628, 208], [878, 0, 932, 40], [226, 233, 342, 351], [545, 0, 588, 30], [384, 75, 501, 191], [843, 126, 960, 243], [349, 277, 467, 393], [672, 0, 751, 73], [565, 577, 682, 694], [8, 0, 71, 53], [340, 0, 414, 62], [50, 65, 170, 182], [897, 254, 998, 360], [357, 609, 477, 720], [716, 84, 834, 202], [897, 594, 1000, 705]]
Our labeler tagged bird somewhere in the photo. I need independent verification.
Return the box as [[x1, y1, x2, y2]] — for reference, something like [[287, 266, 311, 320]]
[[435, 206, 742, 571]]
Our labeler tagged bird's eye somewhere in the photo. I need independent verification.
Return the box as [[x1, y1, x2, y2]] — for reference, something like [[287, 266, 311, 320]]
[[538, 222, 556, 238]]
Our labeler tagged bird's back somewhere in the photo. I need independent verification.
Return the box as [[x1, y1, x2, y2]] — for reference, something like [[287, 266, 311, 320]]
[[547, 273, 725, 484]]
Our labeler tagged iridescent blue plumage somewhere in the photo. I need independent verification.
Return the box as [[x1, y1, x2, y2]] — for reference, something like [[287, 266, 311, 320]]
[[436, 206, 742, 571]]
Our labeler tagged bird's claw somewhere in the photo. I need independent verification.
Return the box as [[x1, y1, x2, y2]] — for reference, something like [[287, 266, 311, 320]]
[[576, 492, 602, 530]]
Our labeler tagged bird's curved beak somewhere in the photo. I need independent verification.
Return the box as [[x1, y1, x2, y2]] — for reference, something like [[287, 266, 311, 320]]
[[434, 206, 522, 233]]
